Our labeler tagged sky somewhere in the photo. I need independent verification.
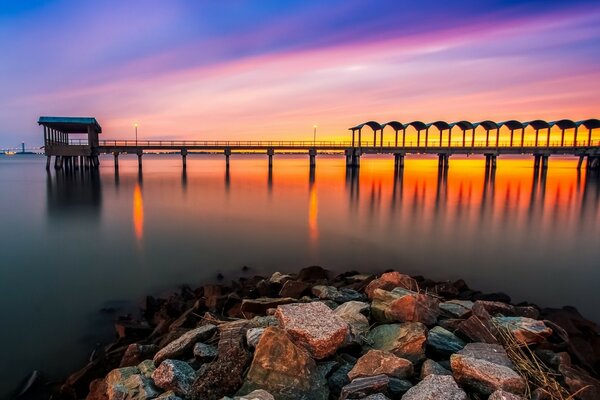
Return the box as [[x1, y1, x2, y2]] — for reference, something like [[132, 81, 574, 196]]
[[1, 0, 600, 147]]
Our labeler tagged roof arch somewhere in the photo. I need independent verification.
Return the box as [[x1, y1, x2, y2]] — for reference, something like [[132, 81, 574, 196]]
[[381, 121, 404, 131], [405, 121, 427, 131], [525, 120, 550, 130], [474, 120, 499, 130], [498, 120, 524, 130], [550, 119, 577, 129], [577, 119, 600, 129], [427, 121, 451, 131], [450, 121, 475, 131], [349, 121, 383, 131]]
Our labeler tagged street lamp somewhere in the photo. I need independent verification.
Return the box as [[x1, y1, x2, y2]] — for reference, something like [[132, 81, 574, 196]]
[[313, 124, 318, 145], [134, 123, 138, 145]]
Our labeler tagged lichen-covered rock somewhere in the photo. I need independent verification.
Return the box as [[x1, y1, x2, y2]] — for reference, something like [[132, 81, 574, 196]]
[[275, 302, 349, 359], [192, 342, 217, 362], [153, 324, 217, 366], [492, 316, 552, 345], [427, 326, 466, 354], [371, 288, 440, 325], [137, 360, 155, 378], [339, 375, 390, 399], [366, 323, 427, 363], [237, 326, 328, 400], [402, 374, 467, 400], [152, 360, 196, 397], [335, 301, 370, 344], [364, 272, 418, 299], [191, 320, 252, 399], [420, 359, 451, 379], [489, 390, 527, 400], [450, 343, 526, 396], [348, 350, 413, 380], [246, 327, 265, 348], [439, 300, 474, 319]]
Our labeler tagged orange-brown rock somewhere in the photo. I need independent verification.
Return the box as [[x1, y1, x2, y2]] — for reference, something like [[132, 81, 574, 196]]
[[348, 350, 413, 380], [237, 326, 328, 400], [365, 272, 418, 299], [371, 288, 440, 325], [492, 317, 552, 345], [275, 302, 349, 359]]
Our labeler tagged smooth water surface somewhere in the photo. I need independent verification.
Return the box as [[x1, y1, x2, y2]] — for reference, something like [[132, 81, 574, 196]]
[[0, 153, 599, 395]]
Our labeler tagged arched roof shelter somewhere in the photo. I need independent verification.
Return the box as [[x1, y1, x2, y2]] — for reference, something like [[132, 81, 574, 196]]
[[474, 120, 499, 130], [381, 121, 404, 131], [550, 119, 577, 130], [451, 121, 475, 131], [498, 120, 524, 130], [577, 119, 600, 129], [405, 121, 427, 131], [350, 121, 383, 131], [427, 121, 451, 131], [525, 120, 550, 130]]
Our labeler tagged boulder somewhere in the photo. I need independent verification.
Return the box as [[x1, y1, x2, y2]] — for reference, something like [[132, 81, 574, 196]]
[[364, 272, 418, 299], [427, 326, 466, 354], [366, 323, 427, 363], [450, 343, 526, 395], [120, 344, 159, 367], [312, 285, 364, 303], [335, 301, 370, 344], [359, 395, 390, 400], [492, 316, 552, 345], [87, 379, 107, 400], [439, 300, 473, 319], [457, 307, 499, 344], [347, 350, 413, 380], [105, 367, 140, 399], [191, 320, 252, 399], [420, 359, 451, 379], [489, 390, 526, 400], [237, 326, 328, 400], [275, 302, 349, 359], [246, 327, 265, 348], [473, 301, 539, 319], [137, 360, 155, 378], [328, 363, 354, 397], [269, 272, 293, 285], [155, 391, 183, 400], [192, 342, 217, 362], [152, 360, 196, 397], [240, 298, 296, 315], [234, 389, 276, 400], [387, 377, 412, 397], [297, 266, 329, 282], [339, 374, 390, 399], [559, 364, 600, 400], [153, 324, 217, 366], [402, 374, 467, 400], [279, 280, 310, 298], [371, 288, 440, 325]]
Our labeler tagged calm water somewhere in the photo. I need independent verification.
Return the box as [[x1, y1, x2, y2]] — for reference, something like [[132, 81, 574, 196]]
[[1, 153, 599, 395]]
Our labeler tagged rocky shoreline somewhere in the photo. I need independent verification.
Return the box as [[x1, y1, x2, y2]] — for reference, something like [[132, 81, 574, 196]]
[[40, 267, 600, 399]]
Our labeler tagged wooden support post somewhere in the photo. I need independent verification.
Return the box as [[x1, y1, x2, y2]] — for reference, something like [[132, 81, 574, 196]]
[[309, 148, 317, 168], [402, 128, 406, 147], [395, 130, 398, 147], [495, 128, 500, 148], [574, 126, 578, 147], [462, 130, 466, 147], [491, 155, 497, 169], [417, 130, 421, 147], [541, 155, 549, 169], [46, 155, 51, 170], [472, 128, 475, 148], [577, 155, 584, 169], [137, 152, 143, 170], [588, 128, 593, 147], [225, 148, 231, 168], [373, 130, 376, 147], [380, 129, 383, 148], [546, 128, 551, 148], [533, 155, 540, 169], [267, 148, 274, 168], [560, 129, 565, 147], [521, 128, 525, 149], [425, 128, 429, 147], [485, 155, 490, 169], [181, 149, 188, 169], [535, 129, 539, 147], [448, 127, 452, 147], [486, 130, 490, 147], [114, 152, 119, 169], [439, 129, 442, 146], [358, 129, 362, 147], [510, 129, 514, 147], [351, 130, 355, 147]]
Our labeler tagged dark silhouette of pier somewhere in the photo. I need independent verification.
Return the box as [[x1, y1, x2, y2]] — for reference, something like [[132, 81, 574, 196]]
[[39, 117, 600, 172]]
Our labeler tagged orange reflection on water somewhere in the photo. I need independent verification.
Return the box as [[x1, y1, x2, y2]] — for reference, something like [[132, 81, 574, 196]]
[[308, 182, 318, 242], [133, 183, 144, 240]]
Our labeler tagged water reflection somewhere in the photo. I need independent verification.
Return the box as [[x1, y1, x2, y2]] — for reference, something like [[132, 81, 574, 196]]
[[132, 183, 144, 241], [45, 168, 101, 221]]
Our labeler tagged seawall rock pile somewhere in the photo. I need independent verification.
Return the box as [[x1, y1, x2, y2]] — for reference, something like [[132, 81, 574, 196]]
[[56, 268, 600, 400]]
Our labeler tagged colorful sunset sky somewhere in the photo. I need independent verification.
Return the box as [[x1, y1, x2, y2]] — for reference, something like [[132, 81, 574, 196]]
[[1, 0, 600, 146]]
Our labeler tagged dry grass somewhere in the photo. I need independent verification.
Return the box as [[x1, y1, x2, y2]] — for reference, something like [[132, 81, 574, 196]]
[[492, 321, 585, 400]]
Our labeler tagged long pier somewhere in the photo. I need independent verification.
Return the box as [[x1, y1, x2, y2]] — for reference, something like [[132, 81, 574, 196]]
[[39, 117, 600, 171]]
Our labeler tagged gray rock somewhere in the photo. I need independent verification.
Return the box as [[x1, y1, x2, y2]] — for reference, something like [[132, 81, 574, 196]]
[[246, 327, 265, 348], [269, 272, 293, 285], [153, 324, 217, 366], [235, 389, 276, 400], [340, 374, 390, 400], [420, 359, 451, 379], [450, 343, 526, 396], [366, 323, 427, 363], [359, 395, 390, 400], [328, 363, 354, 397], [371, 288, 440, 325], [427, 326, 466, 354], [312, 285, 363, 303], [152, 359, 196, 397], [193, 342, 218, 362], [120, 343, 159, 367], [105, 366, 140, 400], [439, 300, 474, 319], [335, 301, 370, 344], [388, 377, 412, 396], [402, 374, 467, 400]]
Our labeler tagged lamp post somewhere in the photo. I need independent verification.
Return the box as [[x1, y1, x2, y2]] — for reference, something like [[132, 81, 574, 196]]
[[313, 124, 317, 146], [134, 123, 138, 146]]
